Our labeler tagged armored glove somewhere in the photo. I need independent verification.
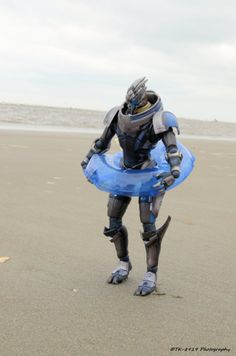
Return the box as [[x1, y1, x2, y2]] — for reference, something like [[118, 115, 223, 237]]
[[166, 149, 183, 178], [81, 138, 110, 171], [153, 172, 175, 192], [81, 157, 90, 170]]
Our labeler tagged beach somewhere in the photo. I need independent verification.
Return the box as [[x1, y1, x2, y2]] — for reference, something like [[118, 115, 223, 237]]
[[0, 130, 235, 356]]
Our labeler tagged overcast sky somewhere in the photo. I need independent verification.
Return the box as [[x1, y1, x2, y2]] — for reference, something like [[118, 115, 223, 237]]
[[0, 0, 235, 122]]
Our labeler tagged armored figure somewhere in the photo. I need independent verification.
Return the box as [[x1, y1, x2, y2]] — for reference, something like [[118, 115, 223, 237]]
[[81, 78, 182, 296]]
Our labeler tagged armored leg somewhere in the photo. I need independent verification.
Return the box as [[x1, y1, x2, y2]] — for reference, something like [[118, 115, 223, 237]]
[[135, 193, 171, 296], [103, 194, 132, 284]]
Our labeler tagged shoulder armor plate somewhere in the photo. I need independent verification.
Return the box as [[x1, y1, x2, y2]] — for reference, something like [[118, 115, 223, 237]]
[[103, 106, 120, 127], [152, 111, 180, 135]]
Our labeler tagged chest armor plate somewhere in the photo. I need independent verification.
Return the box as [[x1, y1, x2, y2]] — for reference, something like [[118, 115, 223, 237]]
[[116, 119, 155, 168], [115, 92, 163, 168]]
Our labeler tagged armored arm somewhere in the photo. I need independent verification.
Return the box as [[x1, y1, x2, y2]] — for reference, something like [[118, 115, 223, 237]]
[[152, 111, 182, 178], [162, 129, 182, 178], [81, 126, 115, 169], [81, 106, 119, 170]]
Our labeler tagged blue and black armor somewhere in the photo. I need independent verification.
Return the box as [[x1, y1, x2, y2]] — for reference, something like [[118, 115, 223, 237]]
[[81, 78, 182, 295]]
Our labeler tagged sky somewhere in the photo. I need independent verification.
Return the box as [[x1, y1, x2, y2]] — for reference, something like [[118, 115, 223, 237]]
[[0, 0, 235, 122]]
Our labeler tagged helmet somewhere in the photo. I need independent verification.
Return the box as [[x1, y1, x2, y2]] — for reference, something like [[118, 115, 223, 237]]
[[125, 77, 148, 114]]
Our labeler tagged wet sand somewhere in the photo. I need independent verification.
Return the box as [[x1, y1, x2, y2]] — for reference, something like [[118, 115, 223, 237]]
[[0, 131, 235, 356]]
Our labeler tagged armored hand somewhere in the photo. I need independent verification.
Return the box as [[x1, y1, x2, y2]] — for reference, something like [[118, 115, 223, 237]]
[[166, 150, 183, 178], [80, 144, 98, 172], [153, 172, 175, 192], [81, 157, 90, 170], [81, 137, 110, 171]]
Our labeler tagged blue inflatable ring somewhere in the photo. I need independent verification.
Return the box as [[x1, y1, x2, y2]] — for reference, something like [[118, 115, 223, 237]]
[[84, 141, 195, 197]]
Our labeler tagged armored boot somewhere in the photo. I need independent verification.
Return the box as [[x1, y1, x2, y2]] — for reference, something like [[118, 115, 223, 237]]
[[134, 216, 171, 296], [104, 225, 132, 284]]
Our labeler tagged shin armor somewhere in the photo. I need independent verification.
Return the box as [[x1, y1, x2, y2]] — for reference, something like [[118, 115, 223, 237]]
[[104, 194, 131, 260], [104, 225, 128, 259], [141, 216, 171, 270]]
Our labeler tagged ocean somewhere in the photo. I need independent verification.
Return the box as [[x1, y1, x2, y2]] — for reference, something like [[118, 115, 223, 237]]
[[0, 102, 236, 140]]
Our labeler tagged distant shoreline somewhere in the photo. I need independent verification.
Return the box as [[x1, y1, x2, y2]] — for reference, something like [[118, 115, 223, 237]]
[[1, 122, 236, 141], [0, 102, 236, 140], [0, 101, 235, 124]]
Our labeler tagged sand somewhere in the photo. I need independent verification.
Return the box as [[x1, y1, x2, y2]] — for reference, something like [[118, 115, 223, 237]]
[[0, 131, 235, 356]]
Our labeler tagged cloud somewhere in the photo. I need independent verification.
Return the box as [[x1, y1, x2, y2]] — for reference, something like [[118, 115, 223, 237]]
[[0, 0, 235, 121]]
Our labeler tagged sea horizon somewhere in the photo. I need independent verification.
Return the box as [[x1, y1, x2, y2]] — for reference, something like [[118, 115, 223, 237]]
[[0, 102, 236, 140]]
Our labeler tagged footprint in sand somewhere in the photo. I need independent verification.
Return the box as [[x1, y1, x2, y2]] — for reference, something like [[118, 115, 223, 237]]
[[45, 177, 63, 189], [153, 290, 184, 299]]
